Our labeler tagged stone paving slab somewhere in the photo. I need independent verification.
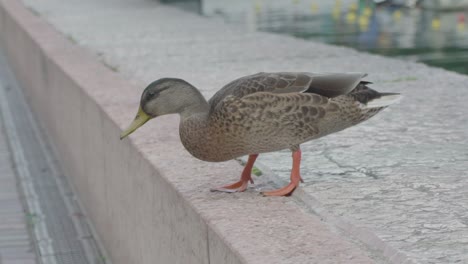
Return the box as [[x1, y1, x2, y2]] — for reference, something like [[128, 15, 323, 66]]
[[9, 0, 468, 263], [0, 100, 37, 264]]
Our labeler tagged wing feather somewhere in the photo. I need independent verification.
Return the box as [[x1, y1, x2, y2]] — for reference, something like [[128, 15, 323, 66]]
[[209, 72, 367, 111]]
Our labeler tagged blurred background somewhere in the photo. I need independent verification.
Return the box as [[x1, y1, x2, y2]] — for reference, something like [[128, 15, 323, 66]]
[[162, 0, 468, 75]]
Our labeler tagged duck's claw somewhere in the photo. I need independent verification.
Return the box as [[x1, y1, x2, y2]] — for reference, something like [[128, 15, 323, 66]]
[[261, 181, 298, 196], [210, 179, 250, 193]]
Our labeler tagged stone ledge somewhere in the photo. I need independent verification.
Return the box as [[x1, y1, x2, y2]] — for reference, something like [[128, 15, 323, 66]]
[[0, 0, 381, 263]]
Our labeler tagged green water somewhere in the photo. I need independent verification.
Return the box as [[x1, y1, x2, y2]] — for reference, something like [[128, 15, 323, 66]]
[[164, 0, 468, 75]]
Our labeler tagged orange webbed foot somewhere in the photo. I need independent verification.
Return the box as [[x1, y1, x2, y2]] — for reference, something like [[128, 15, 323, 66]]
[[262, 148, 303, 197], [210, 154, 258, 193], [261, 180, 299, 196]]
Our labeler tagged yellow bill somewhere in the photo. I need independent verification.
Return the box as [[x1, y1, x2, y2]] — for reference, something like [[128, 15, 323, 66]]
[[120, 106, 151, 139]]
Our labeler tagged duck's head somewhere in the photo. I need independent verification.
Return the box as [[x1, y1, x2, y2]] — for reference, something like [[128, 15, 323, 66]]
[[120, 78, 205, 139]]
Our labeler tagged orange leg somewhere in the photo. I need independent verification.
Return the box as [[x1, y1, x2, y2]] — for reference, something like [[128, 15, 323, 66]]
[[262, 149, 303, 196], [211, 154, 259, 193]]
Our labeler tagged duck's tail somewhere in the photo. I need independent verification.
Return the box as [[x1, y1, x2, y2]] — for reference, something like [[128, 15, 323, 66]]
[[351, 82, 402, 109], [364, 93, 402, 109]]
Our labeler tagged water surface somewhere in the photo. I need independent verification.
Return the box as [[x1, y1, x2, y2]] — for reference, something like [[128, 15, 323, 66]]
[[164, 0, 468, 75]]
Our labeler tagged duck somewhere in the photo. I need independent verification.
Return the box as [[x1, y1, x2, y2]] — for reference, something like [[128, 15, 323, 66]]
[[120, 72, 401, 196]]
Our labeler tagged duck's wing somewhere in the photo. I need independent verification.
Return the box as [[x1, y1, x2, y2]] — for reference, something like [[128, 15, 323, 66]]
[[208, 72, 367, 111], [210, 92, 340, 145]]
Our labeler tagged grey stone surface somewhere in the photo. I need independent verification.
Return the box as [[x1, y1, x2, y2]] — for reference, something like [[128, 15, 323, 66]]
[[0, 87, 37, 263], [11, 0, 468, 263], [0, 47, 105, 264], [0, 1, 380, 263]]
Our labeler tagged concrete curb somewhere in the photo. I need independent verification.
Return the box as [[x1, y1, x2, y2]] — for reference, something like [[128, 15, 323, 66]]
[[0, 0, 389, 263]]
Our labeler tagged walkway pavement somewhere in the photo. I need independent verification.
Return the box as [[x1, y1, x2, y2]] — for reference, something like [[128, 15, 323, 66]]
[[0, 47, 103, 264], [0, 90, 37, 264], [13, 0, 468, 263]]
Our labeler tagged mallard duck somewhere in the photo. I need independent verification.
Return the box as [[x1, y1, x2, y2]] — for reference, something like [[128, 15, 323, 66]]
[[120, 72, 400, 196]]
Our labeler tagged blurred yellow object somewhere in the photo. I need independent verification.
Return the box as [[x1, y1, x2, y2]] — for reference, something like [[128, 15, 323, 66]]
[[431, 18, 441, 30], [393, 10, 402, 21], [363, 7, 372, 17], [359, 15, 369, 28], [347, 12, 357, 23], [332, 7, 341, 20], [350, 3, 358, 11], [311, 2, 319, 14], [457, 23, 465, 32], [254, 1, 261, 14]]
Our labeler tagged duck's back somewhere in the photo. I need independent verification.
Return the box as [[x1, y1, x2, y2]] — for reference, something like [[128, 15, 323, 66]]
[[208, 72, 366, 111], [186, 72, 400, 161]]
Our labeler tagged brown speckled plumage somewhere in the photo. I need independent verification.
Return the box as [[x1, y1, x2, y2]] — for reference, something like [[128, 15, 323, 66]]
[[173, 72, 399, 162], [121, 72, 401, 195]]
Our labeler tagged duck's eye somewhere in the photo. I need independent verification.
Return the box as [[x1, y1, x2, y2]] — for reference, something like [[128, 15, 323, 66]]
[[147, 91, 156, 98]]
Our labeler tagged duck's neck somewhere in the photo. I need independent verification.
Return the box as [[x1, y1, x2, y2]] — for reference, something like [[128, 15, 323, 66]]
[[178, 88, 220, 161], [178, 87, 210, 121]]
